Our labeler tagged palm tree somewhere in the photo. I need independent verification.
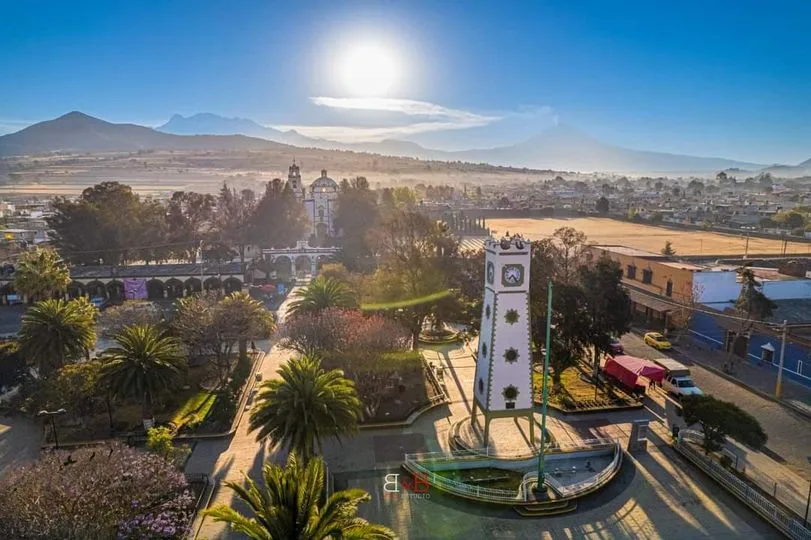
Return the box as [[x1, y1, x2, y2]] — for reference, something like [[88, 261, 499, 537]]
[[249, 356, 362, 460], [288, 277, 358, 317], [205, 454, 395, 539], [12, 247, 71, 301], [18, 298, 96, 378], [101, 324, 186, 428]]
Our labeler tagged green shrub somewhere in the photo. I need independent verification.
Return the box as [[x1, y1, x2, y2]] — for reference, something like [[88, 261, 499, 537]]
[[719, 454, 733, 469]]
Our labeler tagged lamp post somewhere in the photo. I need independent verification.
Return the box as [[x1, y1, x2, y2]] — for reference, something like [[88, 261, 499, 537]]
[[38, 408, 67, 450], [775, 320, 788, 399], [535, 281, 553, 496]]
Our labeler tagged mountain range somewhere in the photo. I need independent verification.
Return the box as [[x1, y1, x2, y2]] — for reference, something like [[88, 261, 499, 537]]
[[2, 111, 810, 176]]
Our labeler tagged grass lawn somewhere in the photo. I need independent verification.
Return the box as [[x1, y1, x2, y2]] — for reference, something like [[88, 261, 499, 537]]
[[432, 467, 525, 491], [169, 389, 217, 429], [533, 365, 637, 411]]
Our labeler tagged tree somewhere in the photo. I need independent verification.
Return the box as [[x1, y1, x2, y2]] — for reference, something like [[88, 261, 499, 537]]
[[288, 277, 358, 317], [661, 241, 676, 256], [101, 324, 187, 428], [172, 292, 274, 385], [725, 268, 776, 368], [248, 356, 362, 460], [166, 191, 216, 262], [317, 262, 352, 285], [596, 196, 609, 214], [0, 442, 194, 539], [0, 341, 25, 391], [97, 300, 164, 340], [682, 394, 767, 454], [217, 292, 276, 358], [34, 360, 105, 426], [216, 184, 257, 263], [18, 298, 96, 378], [333, 177, 379, 263], [13, 247, 70, 301], [205, 454, 394, 540], [48, 181, 163, 265], [251, 178, 310, 248], [365, 210, 459, 348]]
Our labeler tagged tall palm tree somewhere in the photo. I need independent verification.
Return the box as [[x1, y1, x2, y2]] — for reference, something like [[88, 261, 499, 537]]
[[249, 356, 362, 460], [12, 247, 71, 302], [205, 454, 395, 539], [288, 277, 358, 317], [100, 324, 186, 428], [18, 298, 96, 378]]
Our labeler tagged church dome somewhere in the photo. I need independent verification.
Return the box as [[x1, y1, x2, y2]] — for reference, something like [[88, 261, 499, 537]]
[[311, 169, 338, 191]]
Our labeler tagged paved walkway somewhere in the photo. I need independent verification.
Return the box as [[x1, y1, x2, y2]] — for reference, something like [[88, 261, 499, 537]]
[[0, 414, 41, 477], [185, 286, 303, 540]]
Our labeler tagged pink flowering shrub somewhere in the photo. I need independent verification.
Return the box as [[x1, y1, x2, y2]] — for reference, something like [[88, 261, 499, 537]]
[[0, 442, 194, 539]]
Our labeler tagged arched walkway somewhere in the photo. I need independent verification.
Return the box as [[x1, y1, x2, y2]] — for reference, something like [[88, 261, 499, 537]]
[[147, 279, 166, 300], [223, 277, 242, 294], [165, 279, 184, 299], [294, 255, 311, 277], [184, 278, 202, 296], [316, 255, 330, 270], [273, 256, 292, 278], [203, 277, 221, 292], [107, 281, 124, 303], [67, 282, 86, 299], [86, 280, 107, 299]]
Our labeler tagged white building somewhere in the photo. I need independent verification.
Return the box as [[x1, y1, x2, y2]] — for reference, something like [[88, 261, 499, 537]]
[[286, 162, 340, 241]]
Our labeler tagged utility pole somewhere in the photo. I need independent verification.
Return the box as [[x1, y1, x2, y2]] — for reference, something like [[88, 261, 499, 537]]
[[775, 320, 788, 399], [744, 233, 749, 259], [535, 281, 553, 496]]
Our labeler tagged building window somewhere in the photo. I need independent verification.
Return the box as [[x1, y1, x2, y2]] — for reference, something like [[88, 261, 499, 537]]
[[481, 342, 488, 359], [478, 378, 484, 394], [485, 305, 491, 319], [505, 309, 519, 324], [642, 269, 653, 284], [627, 265, 637, 279], [504, 348, 519, 364], [665, 280, 673, 297]]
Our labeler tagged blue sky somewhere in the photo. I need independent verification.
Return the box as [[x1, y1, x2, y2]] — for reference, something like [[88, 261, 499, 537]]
[[1, 0, 809, 163]]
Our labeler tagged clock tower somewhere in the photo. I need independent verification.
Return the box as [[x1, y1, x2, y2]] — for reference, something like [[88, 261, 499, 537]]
[[471, 234, 535, 446]]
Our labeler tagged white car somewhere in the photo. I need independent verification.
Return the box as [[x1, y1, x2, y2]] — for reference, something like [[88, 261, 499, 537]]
[[663, 373, 703, 398]]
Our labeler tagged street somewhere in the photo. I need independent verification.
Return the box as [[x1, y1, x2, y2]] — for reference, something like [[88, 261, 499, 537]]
[[620, 332, 811, 481]]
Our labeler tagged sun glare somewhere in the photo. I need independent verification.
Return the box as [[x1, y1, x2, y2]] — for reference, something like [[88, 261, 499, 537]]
[[340, 44, 398, 97]]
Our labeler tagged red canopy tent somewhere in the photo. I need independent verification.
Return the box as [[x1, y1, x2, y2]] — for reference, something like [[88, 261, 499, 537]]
[[603, 355, 665, 390]]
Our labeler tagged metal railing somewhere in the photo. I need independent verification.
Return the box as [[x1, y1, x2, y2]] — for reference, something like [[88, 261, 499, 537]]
[[404, 438, 621, 504], [675, 432, 811, 540]]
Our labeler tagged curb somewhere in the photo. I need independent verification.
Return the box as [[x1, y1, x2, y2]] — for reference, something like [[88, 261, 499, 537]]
[[694, 360, 811, 422]]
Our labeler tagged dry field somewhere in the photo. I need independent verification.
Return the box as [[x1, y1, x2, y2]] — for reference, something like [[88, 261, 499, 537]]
[[488, 217, 811, 256]]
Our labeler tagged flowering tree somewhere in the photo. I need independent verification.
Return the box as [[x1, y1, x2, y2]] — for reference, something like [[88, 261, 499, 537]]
[[282, 308, 412, 418], [0, 442, 194, 539]]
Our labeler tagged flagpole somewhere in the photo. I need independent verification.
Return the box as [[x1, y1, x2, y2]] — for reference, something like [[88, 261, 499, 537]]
[[535, 280, 553, 495]]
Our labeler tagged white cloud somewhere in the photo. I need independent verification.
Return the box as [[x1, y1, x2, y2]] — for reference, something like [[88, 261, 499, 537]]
[[272, 97, 504, 143]]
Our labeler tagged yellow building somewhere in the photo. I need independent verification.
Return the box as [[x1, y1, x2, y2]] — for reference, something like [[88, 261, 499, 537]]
[[590, 245, 705, 329]]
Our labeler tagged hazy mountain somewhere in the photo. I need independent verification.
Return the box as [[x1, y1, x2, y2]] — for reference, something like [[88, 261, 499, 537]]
[[449, 124, 765, 174], [0, 111, 287, 156], [153, 113, 769, 173]]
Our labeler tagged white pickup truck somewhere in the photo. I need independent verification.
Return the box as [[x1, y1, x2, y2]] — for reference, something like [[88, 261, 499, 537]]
[[653, 357, 703, 398]]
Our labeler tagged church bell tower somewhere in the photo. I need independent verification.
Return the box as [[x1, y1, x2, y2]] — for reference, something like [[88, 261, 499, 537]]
[[288, 160, 304, 201]]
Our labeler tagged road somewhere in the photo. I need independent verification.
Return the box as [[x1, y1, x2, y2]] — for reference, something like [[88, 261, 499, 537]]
[[621, 332, 811, 479]]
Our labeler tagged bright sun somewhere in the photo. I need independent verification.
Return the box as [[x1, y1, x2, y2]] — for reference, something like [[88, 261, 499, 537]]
[[340, 44, 398, 97]]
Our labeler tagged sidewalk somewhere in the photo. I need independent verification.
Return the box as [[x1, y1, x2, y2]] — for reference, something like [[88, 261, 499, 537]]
[[677, 335, 811, 417]]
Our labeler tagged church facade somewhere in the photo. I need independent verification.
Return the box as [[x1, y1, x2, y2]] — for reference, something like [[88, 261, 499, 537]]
[[286, 162, 339, 241]]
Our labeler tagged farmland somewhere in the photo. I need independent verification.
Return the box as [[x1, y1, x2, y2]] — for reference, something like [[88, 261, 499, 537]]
[[487, 217, 811, 256]]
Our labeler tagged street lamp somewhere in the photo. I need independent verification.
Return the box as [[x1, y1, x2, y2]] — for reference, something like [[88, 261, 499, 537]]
[[38, 408, 67, 450]]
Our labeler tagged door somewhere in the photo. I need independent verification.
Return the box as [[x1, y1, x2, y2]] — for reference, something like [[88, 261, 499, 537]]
[[761, 347, 774, 364]]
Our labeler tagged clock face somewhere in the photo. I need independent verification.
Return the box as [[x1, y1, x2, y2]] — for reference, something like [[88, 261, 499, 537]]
[[486, 262, 495, 284], [502, 264, 524, 286]]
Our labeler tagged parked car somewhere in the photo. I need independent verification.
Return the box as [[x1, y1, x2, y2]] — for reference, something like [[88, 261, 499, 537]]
[[653, 358, 703, 398], [89, 296, 109, 310], [644, 332, 672, 350]]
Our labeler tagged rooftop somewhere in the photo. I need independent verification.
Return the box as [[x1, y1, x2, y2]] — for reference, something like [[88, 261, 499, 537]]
[[592, 245, 667, 259]]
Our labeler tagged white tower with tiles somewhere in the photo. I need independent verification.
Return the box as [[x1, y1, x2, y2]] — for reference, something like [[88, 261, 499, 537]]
[[471, 235, 535, 445]]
